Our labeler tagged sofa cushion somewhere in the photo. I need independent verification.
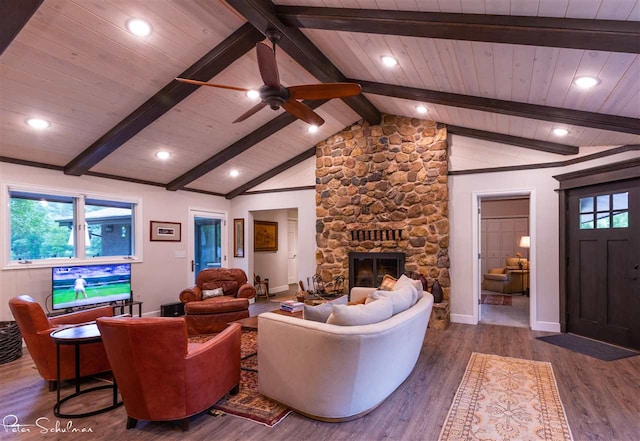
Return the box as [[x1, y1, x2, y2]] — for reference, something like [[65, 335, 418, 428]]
[[488, 268, 505, 274], [202, 288, 224, 299], [184, 297, 248, 315], [366, 286, 414, 315], [326, 297, 393, 326], [484, 273, 509, 282], [379, 274, 397, 291], [202, 280, 238, 294], [393, 275, 420, 306], [303, 295, 348, 323]]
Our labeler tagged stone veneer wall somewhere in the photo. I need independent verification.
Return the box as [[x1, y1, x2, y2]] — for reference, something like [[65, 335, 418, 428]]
[[315, 114, 450, 300]]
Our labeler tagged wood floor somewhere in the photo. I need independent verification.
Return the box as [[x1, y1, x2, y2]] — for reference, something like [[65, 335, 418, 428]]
[[2, 295, 639, 440]]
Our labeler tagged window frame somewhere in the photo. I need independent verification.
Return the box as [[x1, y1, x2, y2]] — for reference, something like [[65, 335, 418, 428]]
[[2, 183, 143, 269]]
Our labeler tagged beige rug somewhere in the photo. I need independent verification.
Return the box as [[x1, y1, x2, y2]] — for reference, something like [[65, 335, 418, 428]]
[[439, 353, 573, 441]]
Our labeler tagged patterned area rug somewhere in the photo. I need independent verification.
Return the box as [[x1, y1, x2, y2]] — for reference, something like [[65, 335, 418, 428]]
[[439, 353, 573, 441], [481, 294, 513, 306], [189, 330, 290, 427]]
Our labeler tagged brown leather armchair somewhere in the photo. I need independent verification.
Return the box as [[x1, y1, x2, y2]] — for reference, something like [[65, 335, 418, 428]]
[[96, 317, 241, 431], [8, 295, 113, 391], [179, 268, 256, 334], [483, 258, 529, 294]]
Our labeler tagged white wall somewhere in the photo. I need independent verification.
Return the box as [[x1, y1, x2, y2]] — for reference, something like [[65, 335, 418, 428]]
[[449, 136, 640, 331], [229, 189, 316, 292], [253, 209, 290, 293], [0, 162, 230, 320]]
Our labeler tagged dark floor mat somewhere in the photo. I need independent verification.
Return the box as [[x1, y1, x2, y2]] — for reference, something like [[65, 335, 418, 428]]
[[536, 333, 639, 361]]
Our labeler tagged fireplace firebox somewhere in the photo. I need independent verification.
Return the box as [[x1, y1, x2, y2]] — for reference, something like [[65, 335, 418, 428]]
[[348, 252, 406, 289]]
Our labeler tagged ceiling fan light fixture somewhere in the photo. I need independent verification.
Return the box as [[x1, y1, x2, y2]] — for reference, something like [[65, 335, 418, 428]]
[[381, 55, 398, 67], [246, 90, 260, 100], [415, 105, 428, 114], [552, 128, 569, 137], [229, 169, 240, 177], [126, 18, 152, 37], [25, 118, 50, 129], [155, 151, 171, 160], [308, 125, 319, 133], [573, 76, 600, 89]]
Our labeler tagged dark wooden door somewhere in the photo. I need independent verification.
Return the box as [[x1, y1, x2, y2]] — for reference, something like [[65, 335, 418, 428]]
[[567, 178, 640, 349]]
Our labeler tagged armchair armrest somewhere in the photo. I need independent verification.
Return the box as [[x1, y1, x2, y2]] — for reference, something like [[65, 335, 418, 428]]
[[180, 286, 202, 303], [49, 305, 113, 326], [236, 283, 256, 299]]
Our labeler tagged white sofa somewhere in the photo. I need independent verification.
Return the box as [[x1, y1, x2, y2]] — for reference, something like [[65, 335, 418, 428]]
[[257, 287, 434, 421]]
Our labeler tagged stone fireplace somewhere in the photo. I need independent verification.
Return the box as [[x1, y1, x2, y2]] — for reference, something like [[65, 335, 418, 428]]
[[315, 114, 450, 300]]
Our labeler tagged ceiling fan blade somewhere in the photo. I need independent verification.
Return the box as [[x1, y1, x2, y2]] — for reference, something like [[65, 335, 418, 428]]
[[233, 102, 268, 123], [256, 42, 280, 89], [289, 83, 362, 100], [175, 78, 249, 93], [282, 100, 325, 127]]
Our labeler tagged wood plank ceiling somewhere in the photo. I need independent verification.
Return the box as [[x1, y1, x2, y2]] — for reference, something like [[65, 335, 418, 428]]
[[0, 0, 638, 198]]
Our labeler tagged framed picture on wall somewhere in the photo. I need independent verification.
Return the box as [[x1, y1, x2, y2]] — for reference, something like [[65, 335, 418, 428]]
[[150, 221, 181, 242], [233, 218, 245, 258], [254, 220, 278, 252]]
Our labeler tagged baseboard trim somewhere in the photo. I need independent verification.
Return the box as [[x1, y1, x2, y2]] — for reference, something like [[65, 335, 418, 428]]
[[451, 314, 476, 325], [532, 321, 561, 332]]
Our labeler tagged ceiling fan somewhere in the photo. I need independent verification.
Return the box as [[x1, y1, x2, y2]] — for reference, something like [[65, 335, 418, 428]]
[[176, 31, 361, 127]]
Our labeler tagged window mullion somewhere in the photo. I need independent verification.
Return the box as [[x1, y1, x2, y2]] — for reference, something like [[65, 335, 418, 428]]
[[76, 196, 86, 259]]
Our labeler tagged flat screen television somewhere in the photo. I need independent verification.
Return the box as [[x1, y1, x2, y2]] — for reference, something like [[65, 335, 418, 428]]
[[52, 263, 131, 311]]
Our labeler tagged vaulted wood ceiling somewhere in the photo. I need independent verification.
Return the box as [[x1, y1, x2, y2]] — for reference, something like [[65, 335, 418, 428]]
[[1, 0, 638, 199]]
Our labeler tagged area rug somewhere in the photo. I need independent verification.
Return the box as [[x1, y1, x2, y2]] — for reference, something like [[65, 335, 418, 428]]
[[536, 333, 639, 362], [195, 330, 290, 427], [481, 294, 513, 306], [438, 353, 573, 441]]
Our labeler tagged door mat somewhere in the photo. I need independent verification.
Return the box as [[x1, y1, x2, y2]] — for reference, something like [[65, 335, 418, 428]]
[[480, 294, 512, 305], [439, 353, 573, 441], [536, 333, 639, 361]]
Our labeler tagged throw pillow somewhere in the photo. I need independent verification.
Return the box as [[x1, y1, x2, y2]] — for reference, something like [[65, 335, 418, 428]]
[[379, 274, 397, 291], [393, 274, 420, 306], [366, 286, 414, 315], [202, 287, 224, 299], [326, 297, 393, 326], [303, 295, 347, 323]]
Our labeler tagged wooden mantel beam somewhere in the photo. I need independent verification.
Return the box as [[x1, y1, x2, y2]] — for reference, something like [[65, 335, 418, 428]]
[[1, 0, 44, 56]]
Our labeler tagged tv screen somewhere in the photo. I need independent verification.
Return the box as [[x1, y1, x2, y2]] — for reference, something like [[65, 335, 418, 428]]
[[52, 263, 131, 311]]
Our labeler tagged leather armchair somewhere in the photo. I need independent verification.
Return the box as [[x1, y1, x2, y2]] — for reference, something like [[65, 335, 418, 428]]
[[179, 268, 255, 334], [483, 258, 529, 294], [8, 295, 113, 391], [96, 317, 241, 430]]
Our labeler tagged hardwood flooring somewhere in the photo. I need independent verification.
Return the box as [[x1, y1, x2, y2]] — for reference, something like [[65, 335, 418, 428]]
[[1, 294, 638, 440]]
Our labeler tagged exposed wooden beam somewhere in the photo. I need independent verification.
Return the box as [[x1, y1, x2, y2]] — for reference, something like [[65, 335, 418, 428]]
[[276, 6, 640, 54], [64, 23, 264, 176], [225, 146, 317, 199], [166, 101, 326, 191], [0, 0, 43, 56], [357, 80, 640, 135], [226, 0, 381, 125], [447, 125, 578, 155]]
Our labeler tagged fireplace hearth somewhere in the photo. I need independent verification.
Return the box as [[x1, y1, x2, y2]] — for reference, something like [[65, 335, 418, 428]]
[[349, 252, 405, 289]]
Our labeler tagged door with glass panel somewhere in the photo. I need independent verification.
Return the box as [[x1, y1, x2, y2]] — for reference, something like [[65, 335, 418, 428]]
[[190, 211, 225, 283], [567, 179, 639, 349]]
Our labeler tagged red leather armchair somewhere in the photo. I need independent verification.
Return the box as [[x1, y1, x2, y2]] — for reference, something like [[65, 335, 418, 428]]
[[179, 268, 256, 334], [8, 295, 113, 391], [96, 317, 241, 430]]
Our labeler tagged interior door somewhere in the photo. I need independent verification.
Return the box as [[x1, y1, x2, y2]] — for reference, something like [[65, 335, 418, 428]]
[[287, 220, 298, 284], [190, 211, 225, 283], [567, 179, 640, 349]]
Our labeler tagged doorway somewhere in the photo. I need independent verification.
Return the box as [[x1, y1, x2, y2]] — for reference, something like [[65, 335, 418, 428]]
[[473, 191, 536, 328], [566, 178, 639, 349], [189, 210, 225, 283]]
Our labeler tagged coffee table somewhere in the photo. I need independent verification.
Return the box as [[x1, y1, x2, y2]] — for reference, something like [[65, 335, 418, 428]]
[[233, 309, 303, 330], [50, 323, 123, 418]]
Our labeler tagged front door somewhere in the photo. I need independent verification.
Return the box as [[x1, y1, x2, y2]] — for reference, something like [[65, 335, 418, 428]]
[[190, 211, 225, 283], [567, 178, 640, 349]]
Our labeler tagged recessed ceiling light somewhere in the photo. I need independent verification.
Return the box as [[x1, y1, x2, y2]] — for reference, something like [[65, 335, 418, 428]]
[[308, 125, 318, 133], [552, 128, 569, 137], [573, 76, 600, 89], [229, 169, 239, 177], [25, 118, 50, 129], [246, 90, 260, 100], [126, 18, 152, 37], [415, 105, 428, 114], [155, 151, 171, 160], [381, 55, 398, 67]]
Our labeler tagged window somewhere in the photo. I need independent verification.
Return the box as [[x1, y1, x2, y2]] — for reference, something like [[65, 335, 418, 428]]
[[579, 192, 629, 230], [7, 188, 139, 266]]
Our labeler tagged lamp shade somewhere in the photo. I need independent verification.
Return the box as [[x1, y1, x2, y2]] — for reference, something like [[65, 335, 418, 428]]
[[519, 236, 530, 248]]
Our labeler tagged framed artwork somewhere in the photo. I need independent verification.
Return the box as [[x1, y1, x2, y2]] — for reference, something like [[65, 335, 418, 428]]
[[150, 221, 181, 242], [254, 220, 278, 252], [233, 218, 245, 258]]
